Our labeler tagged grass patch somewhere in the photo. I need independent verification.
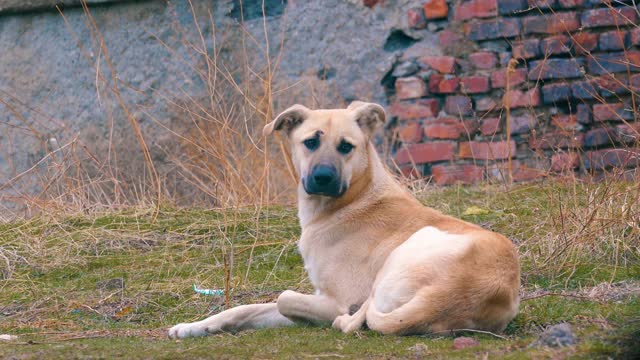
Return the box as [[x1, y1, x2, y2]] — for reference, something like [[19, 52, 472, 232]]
[[1, 181, 639, 358]]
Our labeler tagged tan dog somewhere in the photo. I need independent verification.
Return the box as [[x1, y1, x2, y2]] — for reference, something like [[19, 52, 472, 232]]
[[169, 101, 520, 338]]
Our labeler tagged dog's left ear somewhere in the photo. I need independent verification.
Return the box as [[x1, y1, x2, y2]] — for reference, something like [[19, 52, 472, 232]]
[[263, 104, 310, 136], [349, 101, 386, 137]]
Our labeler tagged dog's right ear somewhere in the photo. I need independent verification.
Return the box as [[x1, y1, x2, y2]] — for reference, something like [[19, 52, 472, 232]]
[[263, 105, 310, 136]]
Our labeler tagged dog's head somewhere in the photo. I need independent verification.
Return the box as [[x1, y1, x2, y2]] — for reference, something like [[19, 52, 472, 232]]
[[263, 101, 386, 198]]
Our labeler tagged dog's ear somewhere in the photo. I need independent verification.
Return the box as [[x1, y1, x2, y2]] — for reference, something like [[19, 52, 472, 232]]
[[263, 104, 310, 136], [350, 102, 386, 137]]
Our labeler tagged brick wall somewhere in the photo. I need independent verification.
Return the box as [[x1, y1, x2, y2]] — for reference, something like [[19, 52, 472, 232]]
[[388, 0, 640, 185]]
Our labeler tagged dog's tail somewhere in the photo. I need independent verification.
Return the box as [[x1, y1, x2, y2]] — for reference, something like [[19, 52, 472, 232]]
[[365, 286, 452, 335]]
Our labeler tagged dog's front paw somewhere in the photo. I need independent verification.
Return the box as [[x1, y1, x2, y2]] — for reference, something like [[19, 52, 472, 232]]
[[332, 314, 360, 333], [168, 322, 208, 339]]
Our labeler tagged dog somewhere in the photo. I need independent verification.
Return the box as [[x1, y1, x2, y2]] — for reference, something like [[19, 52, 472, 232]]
[[168, 101, 520, 338]]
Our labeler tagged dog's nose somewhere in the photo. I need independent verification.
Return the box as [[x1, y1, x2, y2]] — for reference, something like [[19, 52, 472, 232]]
[[312, 166, 335, 186], [305, 165, 344, 197]]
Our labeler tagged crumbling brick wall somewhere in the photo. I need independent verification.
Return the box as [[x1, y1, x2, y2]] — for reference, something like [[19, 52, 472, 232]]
[[387, 0, 640, 184]]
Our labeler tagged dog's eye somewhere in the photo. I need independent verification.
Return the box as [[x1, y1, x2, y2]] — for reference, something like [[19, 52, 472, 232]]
[[303, 137, 319, 151], [337, 141, 354, 155]]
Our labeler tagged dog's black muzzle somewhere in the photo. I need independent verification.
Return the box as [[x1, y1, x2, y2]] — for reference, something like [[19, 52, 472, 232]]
[[304, 164, 345, 197]]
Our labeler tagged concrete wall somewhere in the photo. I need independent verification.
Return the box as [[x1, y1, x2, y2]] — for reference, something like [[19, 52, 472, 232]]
[[0, 0, 428, 206]]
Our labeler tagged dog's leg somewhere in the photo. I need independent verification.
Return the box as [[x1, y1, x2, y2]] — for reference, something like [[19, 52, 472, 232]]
[[332, 297, 371, 333], [276, 290, 341, 324], [168, 303, 294, 338]]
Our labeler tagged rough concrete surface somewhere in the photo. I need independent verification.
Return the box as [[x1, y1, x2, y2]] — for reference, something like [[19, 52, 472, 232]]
[[0, 0, 436, 206]]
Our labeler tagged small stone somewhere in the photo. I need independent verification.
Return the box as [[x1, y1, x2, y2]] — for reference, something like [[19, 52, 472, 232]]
[[530, 323, 577, 348], [453, 336, 480, 349], [392, 61, 419, 77], [407, 343, 429, 357], [0, 334, 18, 341]]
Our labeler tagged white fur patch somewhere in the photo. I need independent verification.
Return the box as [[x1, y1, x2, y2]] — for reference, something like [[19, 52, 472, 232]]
[[373, 226, 471, 314]]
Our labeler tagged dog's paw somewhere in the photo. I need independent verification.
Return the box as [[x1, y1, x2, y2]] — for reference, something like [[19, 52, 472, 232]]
[[332, 314, 361, 333], [168, 322, 207, 339]]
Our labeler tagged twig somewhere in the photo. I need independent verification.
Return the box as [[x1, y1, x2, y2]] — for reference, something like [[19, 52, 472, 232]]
[[433, 328, 509, 340]]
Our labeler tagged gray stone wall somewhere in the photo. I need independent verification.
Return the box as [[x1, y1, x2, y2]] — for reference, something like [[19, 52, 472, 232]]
[[0, 0, 431, 207]]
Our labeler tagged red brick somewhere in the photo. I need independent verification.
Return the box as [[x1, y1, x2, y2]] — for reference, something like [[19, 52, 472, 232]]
[[491, 68, 527, 88], [363, 0, 382, 7], [407, 7, 427, 29], [551, 114, 579, 131], [617, 123, 640, 143], [632, 73, 640, 91], [476, 97, 499, 112], [551, 152, 580, 172], [431, 164, 483, 185], [593, 103, 633, 122], [585, 127, 615, 147], [460, 76, 490, 94], [428, 74, 459, 93], [528, 0, 555, 9], [454, 0, 497, 21], [557, 0, 584, 8], [445, 95, 473, 116], [438, 30, 463, 48], [459, 140, 516, 160], [595, 74, 629, 98], [469, 51, 497, 69], [397, 122, 423, 143], [511, 163, 546, 182], [395, 77, 427, 100], [528, 58, 584, 80], [587, 51, 640, 75], [389, 99, 439, 121], [487, 160, 546, 182], [631, 28, 640, 46], [523, 12, 580, 34], [584, 148, 640, 170], [571, 32, 598, 55], [509, 113, 538, 134], [423, 118, 472, 140], [503, 88, 540, 109], [571, 80, 598, 100], [512, 39, 540, 59], [465, 18, 521, 41], [581, 7, 638, 28], [395, 141, 456, 164], [599, 30, 629, 51], [498, 0, 528, 15], [419, 56, 457, 74], [540, 35, 570, 55], [530, 131, 584, 149], [423, 0, 449, 20], [481, 117, 501, 135], [542, 83, 572, 104], [576, 104, 592, 125]]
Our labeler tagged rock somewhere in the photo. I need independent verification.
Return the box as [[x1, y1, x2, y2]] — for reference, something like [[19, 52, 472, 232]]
[[392, 61, 419, 78], [407, 342, 429, 356], [453, 336, 480, 349], [0, 334, 18, 341], [530, 323, 577, 348]]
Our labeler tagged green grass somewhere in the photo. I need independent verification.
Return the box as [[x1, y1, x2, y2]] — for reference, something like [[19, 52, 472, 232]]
[[1, 181, 639, 359]]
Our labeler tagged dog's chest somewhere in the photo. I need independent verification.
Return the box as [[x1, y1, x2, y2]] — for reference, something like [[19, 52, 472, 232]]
[[297, 230, 374, 301]]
